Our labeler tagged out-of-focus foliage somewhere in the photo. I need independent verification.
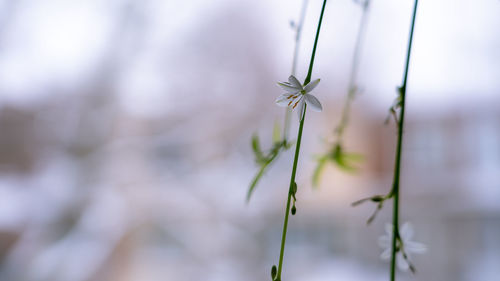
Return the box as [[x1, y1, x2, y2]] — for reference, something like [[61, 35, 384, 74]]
[[248, 122, 293, 202], [313, 143, 363, 186]]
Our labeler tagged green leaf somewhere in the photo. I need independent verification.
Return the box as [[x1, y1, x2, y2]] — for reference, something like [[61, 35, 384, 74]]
[[312, 156, 328, 187], [247, 130, 293, 203], [330, 143, 342, 159], [342, 152, 364, 162], [334, 155, 358, 172], [247, 164, 267, 203], [332, 145, 363, 172], [272, 122, 281, 144], [251, 134, 264, 162], [284, 139, 295, 149], [246, 149, 280, 203]]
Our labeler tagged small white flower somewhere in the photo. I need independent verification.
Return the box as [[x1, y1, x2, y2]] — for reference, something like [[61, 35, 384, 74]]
[[275, 75, 322, 120], [378, 222, 427, 272]]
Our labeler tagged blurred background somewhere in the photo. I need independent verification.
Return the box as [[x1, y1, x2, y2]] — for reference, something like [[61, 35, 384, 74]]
[[0, 0, 499, 280]]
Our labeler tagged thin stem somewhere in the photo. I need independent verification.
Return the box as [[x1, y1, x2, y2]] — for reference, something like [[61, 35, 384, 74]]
[[292, 0, 309, 77], [284, 0, 309, 140], [336, 0, 371, 140], [348, 0, 369, 89], [304, 0, 327, 85], [277, 104, 307, 279], [247, 1, 310, 203], [402, 0, 419, 89], [276, 0, 327, 279], [389, 0, 419, 280]]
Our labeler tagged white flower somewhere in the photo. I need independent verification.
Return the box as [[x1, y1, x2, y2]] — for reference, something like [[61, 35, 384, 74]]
[[379, 222, 427, 272], [275, 75, 322, 120]]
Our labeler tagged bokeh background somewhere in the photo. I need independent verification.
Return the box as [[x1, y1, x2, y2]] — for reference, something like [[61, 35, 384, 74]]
[[0, 0, 499, 280]]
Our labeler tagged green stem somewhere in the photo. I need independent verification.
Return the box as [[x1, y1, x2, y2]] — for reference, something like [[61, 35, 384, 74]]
[[284, 0, 309, 140], [304, 0, 327, 85], [389, 0, 419, 280], [292, 0, 309, 77], [276, 1, 327, 279], [336, 0, 370, 140], [277, 104, 307, 280]]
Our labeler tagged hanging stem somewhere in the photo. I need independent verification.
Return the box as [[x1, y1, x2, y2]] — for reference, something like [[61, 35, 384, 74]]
[[275, 1, 327, 280], [304, 0, 327, 85], [336, 0, 371, 140], [247, 0, 309, 203], [389, 0, 419, 280], [276, 104, 307, 280], [284, 0, 309, 140]]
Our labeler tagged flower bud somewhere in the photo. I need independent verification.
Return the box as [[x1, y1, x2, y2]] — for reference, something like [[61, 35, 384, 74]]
[[271, 265, 277, 280], [371, 195, 384, 202]]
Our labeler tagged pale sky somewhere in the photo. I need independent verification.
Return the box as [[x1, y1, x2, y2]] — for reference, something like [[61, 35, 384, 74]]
[[0, 0, 498, 114]]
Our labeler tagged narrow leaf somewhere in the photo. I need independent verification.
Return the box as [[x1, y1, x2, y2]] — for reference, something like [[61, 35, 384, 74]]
[[312, 156, 328, 187], [272, 122, 281, 144], [251, 134, 264, 162], [247, 164, 267, 203]]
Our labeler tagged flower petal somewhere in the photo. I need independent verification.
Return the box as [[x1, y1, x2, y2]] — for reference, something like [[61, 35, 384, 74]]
[[380, 248, 391, 260], [288, 75, 303, 89], [406, 241, 427, 254], [304, 78, 320, 93], [296, 100, 305, 120], [275, 94, 295, 106], [277, 82, 300, 93], [400, 222, 414, 241], [289, 94, 303, 109], [304, 94, 322, 112], [397, 253, 410, 271]]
